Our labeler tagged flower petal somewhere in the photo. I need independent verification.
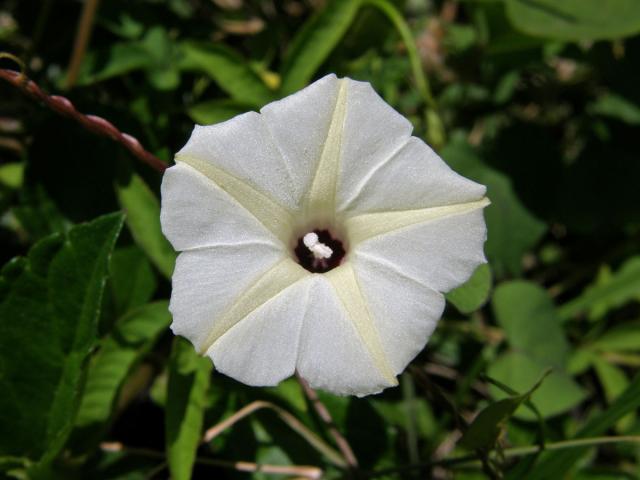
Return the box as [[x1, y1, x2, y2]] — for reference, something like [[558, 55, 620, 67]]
[[296, 275, 397, 396], [169, 245, 284, 352], [208, 277, 313, 386], [340, 136, 486, 214], [352, 252, 444, 374], [354, 208, 488, 293], [260, 73, 342, 207], [176, 111, 299, 211], [161, 163, 285, 250], [335, 79, 413, 213]]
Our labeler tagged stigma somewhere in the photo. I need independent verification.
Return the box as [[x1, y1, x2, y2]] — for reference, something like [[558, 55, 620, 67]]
[[303, 232, 333, 260]]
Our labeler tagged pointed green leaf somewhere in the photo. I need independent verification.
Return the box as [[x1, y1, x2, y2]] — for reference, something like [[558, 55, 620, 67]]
[[460, 372, 547, 450], [115, 174, 176, 278], [178, 42, 274, 107], [73, 301, 171, 449], [488, 351, 586, 421], [109, 246, 157, 315], [0, 213, 124, 461], [166, 338, 212, 480], [280, 0, 363, 94]]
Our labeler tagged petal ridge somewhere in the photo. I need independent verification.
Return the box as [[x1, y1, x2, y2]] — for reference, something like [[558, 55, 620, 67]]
[[210, 277, 314, 387], [176, 156, 295, 244], [258, 113, 298, 195], [325, 264, 398, 386], [347, 197, 490, 246], [339, 135, 411, 214], [303, 78, 348, 222], [199, 258, 308, 353], [354, 250, 437, 293]]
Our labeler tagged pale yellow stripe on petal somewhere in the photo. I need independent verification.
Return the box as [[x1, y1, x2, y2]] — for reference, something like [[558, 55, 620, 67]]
[[199, 258, 309, 354], [346, 197, 490, 246], [303, 79, 348, 221], [325, 263, 398, 385], [176, 155, 295, 244]]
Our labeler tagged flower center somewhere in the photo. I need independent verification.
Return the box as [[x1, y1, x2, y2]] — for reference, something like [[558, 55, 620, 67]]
[[295, 229, 345, 273]]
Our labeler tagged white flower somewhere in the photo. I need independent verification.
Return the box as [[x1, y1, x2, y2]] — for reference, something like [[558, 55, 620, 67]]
[[160, 74, 489, 396]]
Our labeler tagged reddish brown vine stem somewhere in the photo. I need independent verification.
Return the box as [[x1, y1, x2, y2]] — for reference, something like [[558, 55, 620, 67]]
[[0, 68, 167, 173]]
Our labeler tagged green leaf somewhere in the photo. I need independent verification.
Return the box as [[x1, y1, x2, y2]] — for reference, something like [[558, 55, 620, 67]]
[[504, 0, 640, 41], [525, 372, 640, 479], [590, 321, 640, 353], [187, 99, 252, 126], [166, 338, 212, 480], [109, 246, 157, 315], [73, 27, 181, 90], [74, 42, 152, 86], [460, 372, 547, 450], [488, 351, 586, 421], [280, 0, 363, 94], [115, 173, 176, 279], [490, 281, 585, 419], [558, 257, 640, 321], [0, 213, 124, 461], [0, 162, 24, 189], [592, 357, 634, 431], [446, 264, 492, 314], [73, 302, 171, 447], [442, 138, 545, 276], [589, 93, 640, 126], [178, 42, 274, 107], [493, 281, 568, 366]]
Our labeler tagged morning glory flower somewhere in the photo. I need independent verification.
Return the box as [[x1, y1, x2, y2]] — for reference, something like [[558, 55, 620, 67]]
[[160, 74, 489, 396]]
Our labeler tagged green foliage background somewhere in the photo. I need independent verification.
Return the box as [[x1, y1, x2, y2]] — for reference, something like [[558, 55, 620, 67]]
[[1, 0, 640, 478]]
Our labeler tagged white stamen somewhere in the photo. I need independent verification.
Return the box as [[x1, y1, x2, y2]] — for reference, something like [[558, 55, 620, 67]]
[[303, 232, 333, 260]]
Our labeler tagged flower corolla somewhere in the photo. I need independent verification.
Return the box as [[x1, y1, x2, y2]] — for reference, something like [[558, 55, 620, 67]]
[[160, 74, 489, 396]]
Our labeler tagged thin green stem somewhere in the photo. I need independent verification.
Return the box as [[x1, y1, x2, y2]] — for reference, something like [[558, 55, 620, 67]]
[[363, 0, 436, 109], [362, 0, 445, 148], [503, 435, 640, 458], [366, 435, 640, 478]]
